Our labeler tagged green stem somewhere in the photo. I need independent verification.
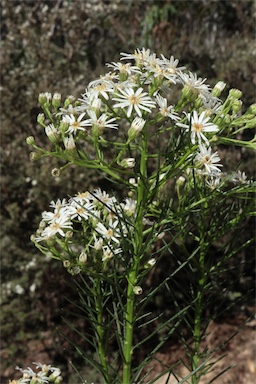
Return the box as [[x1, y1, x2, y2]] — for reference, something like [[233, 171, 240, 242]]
[[191, 247, 206, 384], [122, 133, 148, 384], [191, 197, 207, 384], [94, 277, 110, 383]]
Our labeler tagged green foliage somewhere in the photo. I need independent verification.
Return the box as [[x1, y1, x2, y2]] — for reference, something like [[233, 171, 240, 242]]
[[1, 1, 255, 383]]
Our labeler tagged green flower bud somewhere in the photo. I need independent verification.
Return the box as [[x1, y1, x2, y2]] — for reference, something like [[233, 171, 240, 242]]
[[247, 104, 256, 114], [120, 158, 135, 168], [26, 136, 35, 145], [38, 92, 52, 106], [30, 151, 40, 161], [79, 250, 87, 264], [92, 124, 104, 137], [52, 92, 61, 108], [228, 88, 242, 99], [212, 81, 226, 97], [64, 95, 76, 108], [45, 124, 60, 144], [232, 99, 242, 114], [133, 286, 143, 295], [37, 113, 45, 125], [128, 117, 146, 140]]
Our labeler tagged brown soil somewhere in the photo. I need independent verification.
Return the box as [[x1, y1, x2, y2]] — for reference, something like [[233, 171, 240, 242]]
[[1, 310, 255, 384], [148, 311, 256, 384]]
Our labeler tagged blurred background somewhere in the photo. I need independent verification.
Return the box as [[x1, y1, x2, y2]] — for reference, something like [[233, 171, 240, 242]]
[[1, 0, 255, 382]]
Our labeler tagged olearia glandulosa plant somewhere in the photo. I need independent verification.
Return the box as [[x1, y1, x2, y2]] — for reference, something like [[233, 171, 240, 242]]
[[25, 48, 255, 384]]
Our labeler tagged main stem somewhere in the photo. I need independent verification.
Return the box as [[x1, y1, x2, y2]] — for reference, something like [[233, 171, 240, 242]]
[[191, 208, 207, 384], [94, 277, 110, 383], [122, 133, 148, 384]]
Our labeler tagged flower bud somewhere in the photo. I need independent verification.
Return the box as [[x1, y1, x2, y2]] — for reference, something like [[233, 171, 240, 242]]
[[63, 260, 71, 268], [212, 81, 226, 97], [38, 92, 52, 106], [120, 158, 135, 168], [176, 176, 186, 187], [128, 117, 146, 140], [37, 113, 45, 125], [129, 178, 137, 186], [64, 95, 76, 108], [248, 103, 256, 114], [30, 151, 39, 161], [182, 84, 198, 101], [79, 251, 87, 264], [146, 258, 156, 267], [51, 168, 60, 178], [232, 99, 242, 114], [64, 135, 76, 150], [228, 88, 242, 99], [52, 92, 61, 108], [26, 136, 35, 145], [133, 286, 143, 295], [45, 124, 60, 144]]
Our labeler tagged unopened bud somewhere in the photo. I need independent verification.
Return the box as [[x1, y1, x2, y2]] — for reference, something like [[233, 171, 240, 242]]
[[212, 81, 226, 97], [128, 117, 146, 140], [30, 151, 39, 161], [37, 113, 45, 125], [63, 260, 71, 268], [133, 286, 143, 295], [38, 92, 52, 106], [120, 158, 135, 168], [64, 95, 76, 108], [52, 92, 61, 108], [64, 135, 76, 150], [229, 88, 242, 99], [176, 176, 186, 186], [45, 124, 60, 143], [51, 168, 60, 178], [26, 136, 35, 145], [79, 251, 87, 263]]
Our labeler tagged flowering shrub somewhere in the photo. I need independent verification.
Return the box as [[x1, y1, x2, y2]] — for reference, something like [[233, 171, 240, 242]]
[[10, 362, 63, 384], [26, 48, 255, 384]]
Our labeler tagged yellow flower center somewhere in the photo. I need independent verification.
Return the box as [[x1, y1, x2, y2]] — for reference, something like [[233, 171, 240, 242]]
[[128, 94, 140, 105], [192, 123, 203, 132]]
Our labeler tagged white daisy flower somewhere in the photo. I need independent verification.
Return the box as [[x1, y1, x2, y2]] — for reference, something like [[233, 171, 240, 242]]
[[41, 206, 69, 223], [62, 112, 90, 135], [102, 244, 122, 261], [39, 216, 73, 240], [106, 61, 141, 76], [87, 77, 115, 100], [177, 110, 219, 145], [231, 170, 248, 184], [206, 175, 222, 190], [195, 143, 222, 174], [56, 104, 80, 116], [155, 94, 180, 121], [96, 219, 120, 243], [160, 54, 186, 74], [179, 71, 211, 98], [120, 48, 152, 66], [92, 188, 117, 208], [49, 198, 68, 210], [65, 201, 94, 221], [87, 110, 118, 131], [113, 87, 156, 117], [121, 197, 137, 216]]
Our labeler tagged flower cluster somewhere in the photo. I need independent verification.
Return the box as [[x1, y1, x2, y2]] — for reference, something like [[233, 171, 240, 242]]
[[12, 362, 63, 384], [29, 48, 255, 190], [33, 189, 138, 274]]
